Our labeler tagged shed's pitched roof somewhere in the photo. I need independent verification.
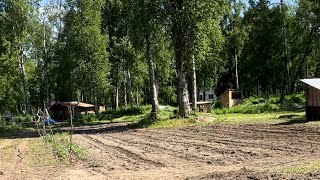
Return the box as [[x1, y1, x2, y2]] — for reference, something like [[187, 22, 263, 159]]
[[54, 101, 95, 108], [301, 78, 320, 90]]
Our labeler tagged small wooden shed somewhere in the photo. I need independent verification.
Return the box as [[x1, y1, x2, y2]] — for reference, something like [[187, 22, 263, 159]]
[[49, 101, 105, 121], [301, 79, 320, 121], [220, 89, 244, 108]]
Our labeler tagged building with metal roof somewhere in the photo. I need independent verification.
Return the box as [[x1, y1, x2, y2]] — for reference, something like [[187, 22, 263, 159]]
[[301, 78, 320, 120]]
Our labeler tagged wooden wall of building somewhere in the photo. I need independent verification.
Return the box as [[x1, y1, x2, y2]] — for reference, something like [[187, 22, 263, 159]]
[[305, 85, 320, 120], [220, 89, 243, 108]]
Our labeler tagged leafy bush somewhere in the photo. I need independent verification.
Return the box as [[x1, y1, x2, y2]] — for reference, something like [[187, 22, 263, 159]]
[[81, 114, 99, 123], [284, 93, 305, 104], [101, 106, 148, 119], [0, 115, 4, 126], [213, 93, 305, 115], [213, 100, 222, 109], [52, 132, 86, 163], [15, 114, 34, 123]]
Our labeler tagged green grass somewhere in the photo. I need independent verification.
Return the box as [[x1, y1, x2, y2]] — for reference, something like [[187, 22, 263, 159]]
[[48, 132, 86, 163], [129, 107, 216, 128], [148, 118, 200, 128], [213, 94, 305, 115], [213, 112, 312, 125], [0, 125, 35, 138], [278, 161, 320, 174]]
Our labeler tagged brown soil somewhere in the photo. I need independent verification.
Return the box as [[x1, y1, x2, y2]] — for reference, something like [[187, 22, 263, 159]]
[[2, 123, 320, 179]]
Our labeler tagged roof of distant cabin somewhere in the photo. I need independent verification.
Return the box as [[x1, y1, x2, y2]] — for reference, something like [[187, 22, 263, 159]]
[[57, 101, 95, 108], [301, 78, 320, 90]]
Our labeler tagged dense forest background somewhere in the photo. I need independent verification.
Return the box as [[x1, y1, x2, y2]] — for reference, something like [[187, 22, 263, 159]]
[[0, 0, 319, 118]]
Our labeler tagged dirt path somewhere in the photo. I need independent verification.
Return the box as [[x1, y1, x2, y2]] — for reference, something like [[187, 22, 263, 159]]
[[2, 123, 320, 179], [0, 139, 28, 180], [0, 138, 59, 180]]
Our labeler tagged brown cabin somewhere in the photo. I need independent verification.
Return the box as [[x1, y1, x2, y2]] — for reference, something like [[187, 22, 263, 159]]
[[301, 79, 320, 121], [220, 89, 244, 108], [49, 101, 105, 121]]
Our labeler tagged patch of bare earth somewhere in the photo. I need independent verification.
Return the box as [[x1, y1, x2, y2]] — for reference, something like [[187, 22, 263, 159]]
[[0, 137, 62, 180], [2, 122, 320, 179], [0, 139, 33, 180], [56, 123, 320, 179]]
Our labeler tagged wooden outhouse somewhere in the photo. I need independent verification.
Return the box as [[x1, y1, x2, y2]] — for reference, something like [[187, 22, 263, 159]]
[[220, 89, 243, 108], [301, 79, 320, 121]]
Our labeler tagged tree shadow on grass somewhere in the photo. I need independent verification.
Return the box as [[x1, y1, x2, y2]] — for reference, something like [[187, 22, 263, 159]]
[[0, 126, 39, 139], [49, 115, 154, 136], [274, 114, 316, 125], [1, 114, 174, 139]]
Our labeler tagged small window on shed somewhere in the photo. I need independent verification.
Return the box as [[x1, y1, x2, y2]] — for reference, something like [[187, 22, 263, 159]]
[[208, 94, 214, 100], [231, 91, 242, 99]]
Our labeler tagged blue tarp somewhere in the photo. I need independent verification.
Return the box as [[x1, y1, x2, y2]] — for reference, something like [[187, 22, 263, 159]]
[[44, 118, 58, 125]]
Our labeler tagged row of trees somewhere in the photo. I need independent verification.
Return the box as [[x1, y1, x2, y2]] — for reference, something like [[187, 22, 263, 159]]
[[0, 0, 319, 118]]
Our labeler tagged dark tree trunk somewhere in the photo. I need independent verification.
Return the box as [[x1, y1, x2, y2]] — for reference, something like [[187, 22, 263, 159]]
[[94, 97, 99, 115], [290, 26, 318, 93], [146, 33, 159, 119]]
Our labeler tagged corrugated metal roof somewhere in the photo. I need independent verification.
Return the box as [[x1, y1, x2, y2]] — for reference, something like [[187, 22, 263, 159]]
[[301, 78, 320, 90]]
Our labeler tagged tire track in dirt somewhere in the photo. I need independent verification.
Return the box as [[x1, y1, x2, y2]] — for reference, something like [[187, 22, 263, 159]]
[[61, 123, 320, 179], [134, 128, 299, 155], [80, 134, 165, 170], [111, 131, 270, 165], [141, 126, 317, 154], [122, 126, 320, 170], [100, 132, 231, 166]]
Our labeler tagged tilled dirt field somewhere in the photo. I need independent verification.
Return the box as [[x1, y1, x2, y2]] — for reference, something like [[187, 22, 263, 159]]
[[2, 123, 320, 179], [71, 123, 320, 179]]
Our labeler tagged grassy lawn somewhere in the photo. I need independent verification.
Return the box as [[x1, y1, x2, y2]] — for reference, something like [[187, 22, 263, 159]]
[[277, 161, 320, 174], [213, 112, 308, 125], [54, 109, 314, 128], [0, 125, 36, 138]]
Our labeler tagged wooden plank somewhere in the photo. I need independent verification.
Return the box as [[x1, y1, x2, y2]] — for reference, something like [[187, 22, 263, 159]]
[[315, 89, 320, 107]]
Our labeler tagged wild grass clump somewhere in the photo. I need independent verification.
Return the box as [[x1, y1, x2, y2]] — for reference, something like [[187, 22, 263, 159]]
[[78, 114, 99, 123], [50, 132, 86, 163], [100, 105, 150, 120], [15, 114, 34, 123], [214, 93, 305, 115], [73, 106, 150, 123], [103, 106, 147, 116], [278, 161, 320, 174], [130, 106, 208, 128]]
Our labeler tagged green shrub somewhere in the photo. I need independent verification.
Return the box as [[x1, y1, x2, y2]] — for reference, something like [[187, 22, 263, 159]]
[[0, 115, 4, 126], [52, 133, 86, 163], [101, 106, 147, 119], [213, 94, 304, 115], [15, 114, 34, 123], [213, 100, 222, 109], [80, 114, 99, 123], [284, 93, 305, 104]]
